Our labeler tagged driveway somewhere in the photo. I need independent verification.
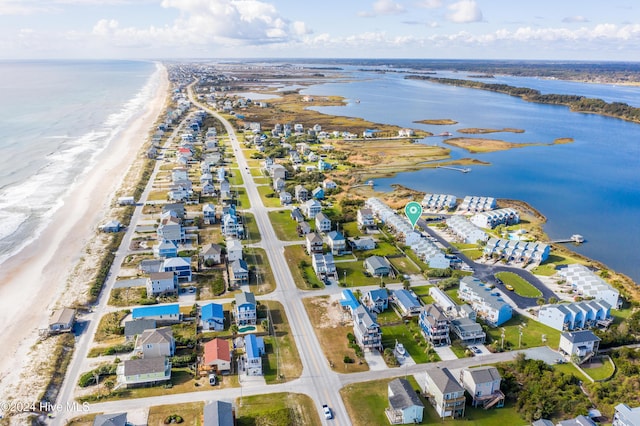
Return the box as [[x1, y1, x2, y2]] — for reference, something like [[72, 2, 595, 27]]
[[364, 349, 388, 371], [433, 345, 458, 361]]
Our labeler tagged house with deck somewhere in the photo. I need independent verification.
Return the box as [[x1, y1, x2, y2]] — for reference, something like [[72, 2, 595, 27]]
[[234, 292, 256, 326], [124, 319, 156, 342], [560, 264, 620, 309], [423, 367, 466, 419], [364, 255, 392, 277], [201, 243, 223, 266], [49, 308, 76, 333], [203, 204, 217, 225], [201, 303, 225, 331], [162, 257, 192, 282], [302, 199, 322, 219], [446, 215, 488, 244], [116, 357, 171, 388], [132, 304, 181, 324], [226, 238, 243, 262], [349, 237, 376, 251], [146, 271, 177, 297], [386, 378, 425, 424], [315, 212, 331, 233], [460, 366, 505, 409], [327, 231, 346, 255], [613, 403, 640, 426], [362, 288, 389, 313], [134, 327, 175, 358], [357, 208, 376, 231], [153, 240, 178, 259], [306, 232, 324, 254], [419, 304, 451, 347], [393, 289, 423, 317], [538, 300, 612, 331], [202, 338, 231, 374], [559, 330, 600, 364], [352, 305, 383, 352], [244, 334, 265, 376], [458, 276, 512, 327]]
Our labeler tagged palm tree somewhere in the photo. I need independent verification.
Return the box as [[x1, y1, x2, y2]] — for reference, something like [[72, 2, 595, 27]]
[[230, 324, 239, 337]]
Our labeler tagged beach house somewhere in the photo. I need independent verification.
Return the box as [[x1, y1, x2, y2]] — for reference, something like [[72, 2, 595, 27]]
[[48, 308, 76, 334], [226, 238, 243, 262], [230, 259, 249, 286], [352, 305, 383, 352], [362, 288, 389, 313], [326, 231, 346, 255], [458, 196, 497, 212], [200, 303, 225, 331], [537, 300, 612, 331], [201, 243, 223, 266], [385, 378, 425, 424], [460, 366, 505, 409], [357, 208, 376, 231], [613, 403, 640, 426], [243, 334, 265, 376], [393, 289, 423, 317], [132, 304, 181, 324], [203, 401, 235, 426], [124, 319, 156, 342], [234, 292, 256, 326], [559, 330, 601, 364], [305, 232, 324, 254], [470, 208, 520, 229], [315, 212, 331, 233], [560, 264, 620, 308], [162, 257, 192, 282], [423, 367, 466, 419], [203, 204, 217, 225], [302, 199, 322, 219], [446, 215, 488, 244], [202, 338, 232, 374], [116, 357, 171, 388], [146, 271, 177, 297], [312, 253, 338, 283], [364, 255, 392, 277], [153, 240, 178, 259], [458, 276, 513, 327], [134, 327, 175, 358], [419, 304, 451, 347], [421, 193, 457, 210]]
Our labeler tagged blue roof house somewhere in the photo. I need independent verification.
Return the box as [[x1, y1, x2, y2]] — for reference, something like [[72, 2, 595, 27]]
[[244, 334, 265, 376], [132, 304, 181, 324], [201, 303, 225, 331], [340, 289, 360, 314], [312, 187, 325, 200], [363, 288, 389, 313]]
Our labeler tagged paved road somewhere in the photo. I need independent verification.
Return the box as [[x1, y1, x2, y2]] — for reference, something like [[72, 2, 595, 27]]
[[417, 219, 558, 308]]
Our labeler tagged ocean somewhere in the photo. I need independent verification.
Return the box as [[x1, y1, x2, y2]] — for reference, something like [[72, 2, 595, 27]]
[[0, 60, 161, 266], [301, 64, 640, 282]]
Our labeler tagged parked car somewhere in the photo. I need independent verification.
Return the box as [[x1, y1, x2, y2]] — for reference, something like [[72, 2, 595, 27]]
[[470, 346, 482, 354], [505, 284, 514, 291], [322, 405, 333, 420], [209, 373, 217, 386]]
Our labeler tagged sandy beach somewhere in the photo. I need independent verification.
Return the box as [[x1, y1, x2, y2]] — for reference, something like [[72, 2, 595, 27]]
[[0, 64, 169, 401]]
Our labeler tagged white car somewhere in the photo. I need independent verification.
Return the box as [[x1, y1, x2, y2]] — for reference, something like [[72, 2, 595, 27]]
[[322, 405, 333, 420]]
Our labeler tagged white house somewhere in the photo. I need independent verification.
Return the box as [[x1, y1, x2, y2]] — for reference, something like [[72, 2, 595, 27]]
[[458, 196, 496, 212], [357, 208, 376, 230], [234, 292, 256, 326], [302, 199, 322, 219], [560, 264, 620, 308], [352, 305, 383, 351], [226, 238, 243, 262], [458, 276, 512, 327], [613, 403, 640, 426], [423, 367, 466, 418], [244, 334, 265, 376], [326, 231, 347, 255], [146, 272, 177, 297], [421, 193, 457, 210], [446, 215, 487, 244], [460, 366, 505, 409], [538, 300, 612, 331], [201, 243, 223, 266], [134, 327, 175, 358], [470, 208, 520, 229], [315, 212, 331, 233], [559, 330, 601, 364], [349, 237, 376, 251], [386, 378, 424, 424]]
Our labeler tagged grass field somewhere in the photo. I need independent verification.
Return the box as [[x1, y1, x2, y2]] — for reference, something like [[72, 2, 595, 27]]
[[252, 176, 271, 185], [495, 272, 542, 298], [486, 313, 561, 350], [388, 255, 422, 275], [341, 376, 527, 426], [268, 210, 304, 241], [147, 402, 204, 426], [338, 261, 392, 287], [283, 245, 324, 289], [244, 247, 276, 294], [241, 213, 261, 244], [257, 185, 283, 207], [380, 322, 440, 364], [261, 300, 302, 383], [582, 356, 615, 381], [302, 296, 369, 373], [228, 168, 244, 186], [554, 362, 590, 382], [236, 393, 320, 426], [234, 187, 251, 209]]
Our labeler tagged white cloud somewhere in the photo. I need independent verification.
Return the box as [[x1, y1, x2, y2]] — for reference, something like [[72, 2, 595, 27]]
[[0, 1, 52, 15], [373, 0, 406, 15], [447, 0, 482, 23], [417, 0, 442, 8], [562, 15, 589, 23]]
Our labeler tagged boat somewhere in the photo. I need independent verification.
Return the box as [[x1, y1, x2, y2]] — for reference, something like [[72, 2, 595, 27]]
[[438, 132, 453, 137], [395, 339, 406, 356]]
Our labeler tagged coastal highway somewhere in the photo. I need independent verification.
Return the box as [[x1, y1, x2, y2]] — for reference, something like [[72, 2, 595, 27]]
[[194, 94, 351, 425]]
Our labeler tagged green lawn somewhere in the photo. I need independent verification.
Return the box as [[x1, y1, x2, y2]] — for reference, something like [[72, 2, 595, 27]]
[[241, 213, 261, 243], [366, 241, 402, 257], [554, 362, 590, 382], [445, 287, 465, 305], [268, 210, 304, 241], [495, 272, 542, 298], [244, 247, 276, 294], [260, 301, 302, 383], [338, 261, 389, 287], [380, 322, 439, 364], [234, 187, 251, 209], [283, 245, 324, 289], [257, 185, 283, 208], [461, 249, 484, 260], [250, 167, 266, 177], [340, 221, 363, 238], [228, 168, 244, 185], [404, 248, 430, 270], [252, 177, 271, 185], [341, 377, 527, 426], [485, 313, 561, 351], [236, 393, 320, 426], [531, 254, 588, 276], [388, 256, 422, 275], [582, 356, 615, 381]]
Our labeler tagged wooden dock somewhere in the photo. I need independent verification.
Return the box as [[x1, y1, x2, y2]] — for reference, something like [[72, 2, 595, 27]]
[[550, 234, 585, 244]]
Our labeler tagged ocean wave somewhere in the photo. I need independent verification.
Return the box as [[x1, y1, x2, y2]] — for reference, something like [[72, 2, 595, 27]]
[[0, 63, 163, 266]]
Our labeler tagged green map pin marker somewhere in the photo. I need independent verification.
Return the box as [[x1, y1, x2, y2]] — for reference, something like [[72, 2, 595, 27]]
[[405, 201, 423, 229]]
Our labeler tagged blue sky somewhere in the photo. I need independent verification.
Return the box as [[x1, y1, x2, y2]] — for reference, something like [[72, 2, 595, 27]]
[[0, 0, 638, 60]]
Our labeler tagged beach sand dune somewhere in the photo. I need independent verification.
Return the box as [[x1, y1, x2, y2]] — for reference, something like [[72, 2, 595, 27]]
[[0, 64, 169, 403]]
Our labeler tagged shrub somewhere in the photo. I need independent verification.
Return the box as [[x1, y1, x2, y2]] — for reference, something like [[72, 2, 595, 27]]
[[343, 356, 354, 364]]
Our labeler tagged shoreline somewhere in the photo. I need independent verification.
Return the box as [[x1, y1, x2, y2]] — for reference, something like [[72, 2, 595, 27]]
[[0, 64, 170, 400]]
